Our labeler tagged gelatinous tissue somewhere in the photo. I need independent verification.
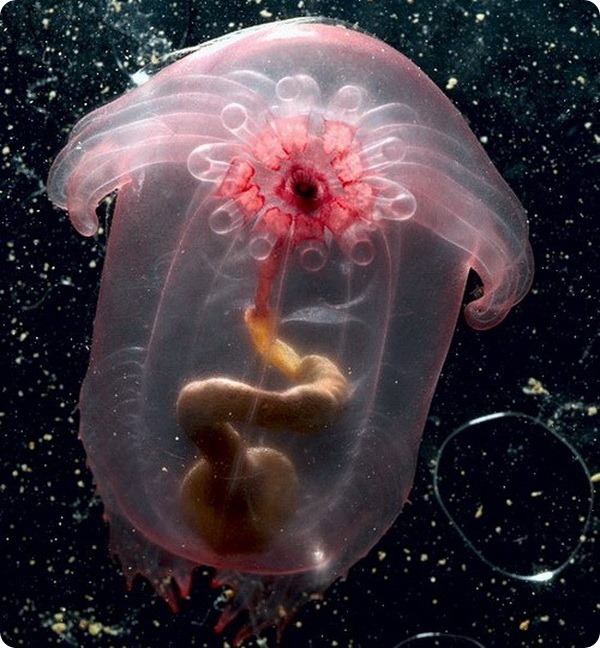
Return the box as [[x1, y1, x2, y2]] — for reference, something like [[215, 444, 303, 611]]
[[47, 18, 533, 643]]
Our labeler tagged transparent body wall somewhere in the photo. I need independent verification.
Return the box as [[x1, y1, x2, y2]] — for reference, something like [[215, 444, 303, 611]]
[[47, 18, 533, 641]]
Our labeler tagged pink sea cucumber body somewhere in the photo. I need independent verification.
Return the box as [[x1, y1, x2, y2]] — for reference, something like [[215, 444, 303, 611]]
[[47, 18, 533, 642]]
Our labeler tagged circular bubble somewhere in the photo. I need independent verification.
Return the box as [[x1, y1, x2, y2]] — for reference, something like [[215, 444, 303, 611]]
[[339, 225, 374, 267], [221, 103, 248, 130], [394, 632, 486, 647], [298, 239, 328, 272], [349, 238, 374, 266], [334, 84, 363, 110], [433, 412, 593, 581], [187, 146, 211, 179], [248, 233, 276, 260], [276, 76, 301, 101], [208, 208, 242, 235], [387, 191, 416, 220], [381, 137, 406, 162]]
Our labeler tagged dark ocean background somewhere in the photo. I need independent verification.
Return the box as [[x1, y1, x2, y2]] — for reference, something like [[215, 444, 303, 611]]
[[1, 1, 597, 646]]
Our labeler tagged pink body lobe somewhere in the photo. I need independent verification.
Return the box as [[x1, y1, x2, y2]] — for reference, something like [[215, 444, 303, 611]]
[[47, 18, 533, 643]]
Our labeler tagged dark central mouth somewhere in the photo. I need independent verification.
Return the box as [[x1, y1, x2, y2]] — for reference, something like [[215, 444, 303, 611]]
[[293, 179, 319, 201], [276, 164, 329, 214]]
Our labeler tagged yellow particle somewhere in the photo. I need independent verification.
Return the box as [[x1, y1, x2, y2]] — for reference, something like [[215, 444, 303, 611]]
[[519, 619, 530, 631], [446, 77, 458, 90], [475, 504, 483, 518], [51, 622, 68, 635], [523, 377, 549, 395], [88, 622, 103, 636]]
